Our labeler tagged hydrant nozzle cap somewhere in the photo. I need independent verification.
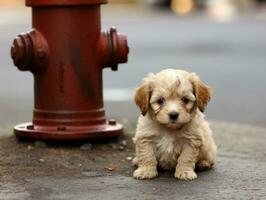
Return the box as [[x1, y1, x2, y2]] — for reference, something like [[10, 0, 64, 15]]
[[109, 27, 129, 71], [11, 30, 49, 72], [11, 35, 31, 71]]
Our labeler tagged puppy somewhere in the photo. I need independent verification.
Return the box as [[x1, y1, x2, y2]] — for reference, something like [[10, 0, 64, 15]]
[[133, 69, 217, 180]]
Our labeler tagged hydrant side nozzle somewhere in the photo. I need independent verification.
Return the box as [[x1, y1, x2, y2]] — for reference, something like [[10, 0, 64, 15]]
[[11, 29, 49, 73], [97, 27, 129, 71], [115, 32, 129, 64], [11, 34, 32, 71], [109, 27, 129, 71]]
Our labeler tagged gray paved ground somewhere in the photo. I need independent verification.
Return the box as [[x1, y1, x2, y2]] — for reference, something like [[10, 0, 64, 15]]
[[0, 4, 266, 200], [0, 121, 266, 200]]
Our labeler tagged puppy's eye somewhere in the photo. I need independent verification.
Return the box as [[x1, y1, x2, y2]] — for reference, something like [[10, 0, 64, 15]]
[[157, 98, 165, 105], [182, 97, 190, 104]]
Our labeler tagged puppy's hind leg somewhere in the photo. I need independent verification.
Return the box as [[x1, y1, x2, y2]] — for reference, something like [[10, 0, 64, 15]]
[[196, 141, 217, 171], [196, 160, 213, 171]]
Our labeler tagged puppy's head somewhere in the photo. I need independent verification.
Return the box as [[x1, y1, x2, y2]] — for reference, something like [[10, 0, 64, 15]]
[[135, 69, 212, 129]]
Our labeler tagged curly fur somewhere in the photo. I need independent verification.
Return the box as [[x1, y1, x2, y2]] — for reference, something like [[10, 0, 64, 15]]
[[133, 69, 217, 180]]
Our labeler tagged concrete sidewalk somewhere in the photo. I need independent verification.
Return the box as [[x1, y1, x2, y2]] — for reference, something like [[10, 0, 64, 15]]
[[0, 120, 265, 200]]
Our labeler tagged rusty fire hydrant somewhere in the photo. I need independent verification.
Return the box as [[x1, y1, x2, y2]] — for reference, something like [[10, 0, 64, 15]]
[[11, 0, 129, 140]]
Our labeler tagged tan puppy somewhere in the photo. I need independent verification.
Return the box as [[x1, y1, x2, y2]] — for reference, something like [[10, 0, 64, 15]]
[[133, 69, 217, 180]]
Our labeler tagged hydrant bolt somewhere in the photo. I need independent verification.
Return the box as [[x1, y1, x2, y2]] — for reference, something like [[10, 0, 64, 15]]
[[108, 119, 117, 126], [37, 50, 46, 60]]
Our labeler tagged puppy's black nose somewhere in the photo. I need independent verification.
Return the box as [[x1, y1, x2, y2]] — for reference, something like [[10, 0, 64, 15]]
[[169, 112, 179, 121]]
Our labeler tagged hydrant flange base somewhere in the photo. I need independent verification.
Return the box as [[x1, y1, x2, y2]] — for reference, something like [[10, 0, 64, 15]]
[[14, 121, 123, 140]]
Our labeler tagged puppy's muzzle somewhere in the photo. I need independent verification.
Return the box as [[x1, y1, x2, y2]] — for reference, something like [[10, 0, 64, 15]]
[[169, 112, 179, 121]]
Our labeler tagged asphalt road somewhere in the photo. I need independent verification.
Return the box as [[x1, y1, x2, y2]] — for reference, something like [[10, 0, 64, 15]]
[[0, 120, 266, 200], [0, 5, 266, 128]]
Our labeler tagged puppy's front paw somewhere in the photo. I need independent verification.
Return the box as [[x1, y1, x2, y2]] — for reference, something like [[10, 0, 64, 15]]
[[133, 167, 158, 180], [175, 170, 197, 180]]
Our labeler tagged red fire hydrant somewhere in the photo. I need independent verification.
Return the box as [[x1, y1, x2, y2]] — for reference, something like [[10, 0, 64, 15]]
[[11, 0, 129, 140]]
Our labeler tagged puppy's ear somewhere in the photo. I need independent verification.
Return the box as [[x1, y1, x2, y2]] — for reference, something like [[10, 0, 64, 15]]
[[134, 74, 154, 116], [190, 73, 212, 112]]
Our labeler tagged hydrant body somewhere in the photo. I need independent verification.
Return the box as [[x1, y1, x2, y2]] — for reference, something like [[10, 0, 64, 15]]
[[11, 0, 129, 140]]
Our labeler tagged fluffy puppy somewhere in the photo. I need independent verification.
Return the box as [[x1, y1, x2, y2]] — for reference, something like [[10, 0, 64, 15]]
[[133, 69, 217, 180]]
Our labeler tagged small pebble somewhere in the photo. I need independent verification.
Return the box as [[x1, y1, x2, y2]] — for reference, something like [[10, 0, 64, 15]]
[[27, 145, 34, 150], [34, 140, 47, 148], [126, 156, 133, 161], [119, 145, 125, 151], [39, 158, 45, 163], [120, 140, 128, 147], [104, 165, 116, 171], [112, 153, 117, 158], [80, 143, 93, 151], [109, 143, 117, 149]]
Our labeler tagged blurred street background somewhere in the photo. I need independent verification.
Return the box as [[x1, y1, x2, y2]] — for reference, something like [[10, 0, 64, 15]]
[[0, 0, 266, 135]]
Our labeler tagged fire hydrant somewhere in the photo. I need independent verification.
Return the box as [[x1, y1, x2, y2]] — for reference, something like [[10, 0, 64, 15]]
[[11, 0, 129, 140]]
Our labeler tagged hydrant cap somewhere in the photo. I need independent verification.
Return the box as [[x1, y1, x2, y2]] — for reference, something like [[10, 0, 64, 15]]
[[26, 0, 107, 6]]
